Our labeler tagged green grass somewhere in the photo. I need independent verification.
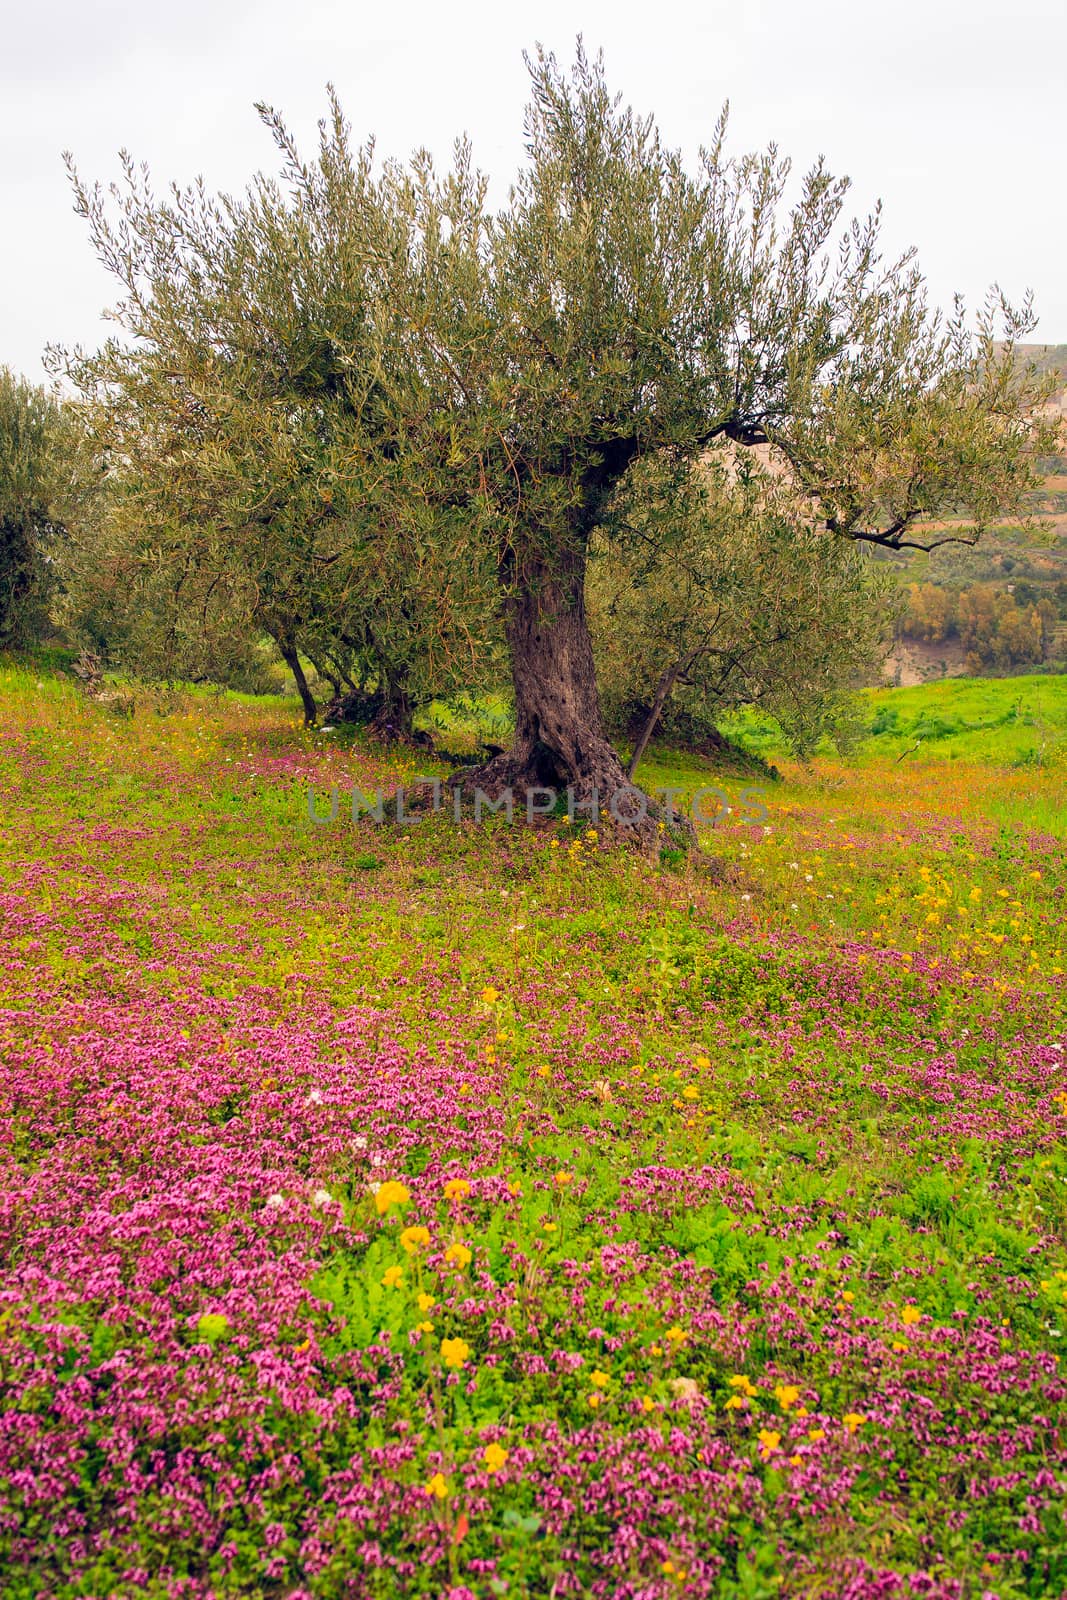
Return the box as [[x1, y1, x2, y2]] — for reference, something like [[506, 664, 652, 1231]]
[[721, 673, 1067, 772]]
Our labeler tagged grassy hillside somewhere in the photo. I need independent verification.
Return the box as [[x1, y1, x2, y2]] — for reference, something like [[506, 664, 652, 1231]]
[[724, 672, 1067, 767]]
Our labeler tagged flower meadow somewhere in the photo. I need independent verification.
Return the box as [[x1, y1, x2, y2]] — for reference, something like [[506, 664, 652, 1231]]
[[1, 665, 1066, 1600]]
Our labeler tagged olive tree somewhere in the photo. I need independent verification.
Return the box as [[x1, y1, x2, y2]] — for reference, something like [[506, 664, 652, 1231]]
[[589, 449, 893, 774], [58, 45, 1055, 814], [455, 44, 1053, 821]]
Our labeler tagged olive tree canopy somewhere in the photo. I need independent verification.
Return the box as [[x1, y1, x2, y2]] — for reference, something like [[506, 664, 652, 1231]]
[[58, 43, 1056, 822]]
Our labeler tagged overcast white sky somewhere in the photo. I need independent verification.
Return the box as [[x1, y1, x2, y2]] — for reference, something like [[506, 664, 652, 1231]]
[[2, 0, 1063, 385]]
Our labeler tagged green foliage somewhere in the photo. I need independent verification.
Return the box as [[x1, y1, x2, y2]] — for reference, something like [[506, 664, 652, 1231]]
[[195, 1312, 230, 1345], [591, 451, 893, 764], [54, 107, 502, 713], [0, 368, 77, 648], [900, 579, 1057, 670]]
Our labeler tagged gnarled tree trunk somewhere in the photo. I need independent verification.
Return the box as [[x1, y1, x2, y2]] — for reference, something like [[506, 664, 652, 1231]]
[[452, 539, 684, 841], [503, 540, 625, 795], [450, 444, 692, 843]]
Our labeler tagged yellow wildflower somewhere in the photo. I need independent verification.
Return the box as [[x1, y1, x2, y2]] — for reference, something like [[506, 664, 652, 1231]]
[[758, 1429, 781, 1455], [439, 1337, 471, 1369], [399, 1225, 431, 1255], [373, 1180, 410, 1216], [901, 1305, 922, 1326], [424, 1472, 448, 1499], [665, 1325, 687, 1346], [481, 987, 500, 1005], [381, 1265, 404, 1289], [843, 1412, 867, 1433], [590, 1369, 610, 1388], [482, 1442, 508, 1473], [554, 1171, 572, 1187], [444, 1242, 472, 1269], [443, 1178, 471, 1202], [417, 1292, 436, 1313], [808, 1428, 825, 1442], [774, 1384, 801, 1410]]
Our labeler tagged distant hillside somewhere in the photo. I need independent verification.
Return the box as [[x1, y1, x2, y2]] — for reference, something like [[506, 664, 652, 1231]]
[[1015, 342, 1067, 381], [1016, 342, 1067, 438], [877, 342, 1067, 686]]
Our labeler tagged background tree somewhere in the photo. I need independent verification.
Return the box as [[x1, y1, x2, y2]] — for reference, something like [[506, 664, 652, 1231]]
[[0, 368, 79, 649], [590, 449, 893, 774], [895, 580, 1056, 673]]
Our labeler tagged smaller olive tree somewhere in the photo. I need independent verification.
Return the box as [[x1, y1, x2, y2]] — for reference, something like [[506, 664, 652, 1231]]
[[589, 450, 894, 773]]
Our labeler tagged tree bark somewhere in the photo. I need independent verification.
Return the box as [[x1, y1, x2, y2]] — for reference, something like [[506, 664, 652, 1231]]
[[452, 537, 688, 841], [368, 662, 415, 742], [276, 633, 318, 727], [449, 442, 694, 843], [503, 540, 618, 791], [626, 660, 684, 782]]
